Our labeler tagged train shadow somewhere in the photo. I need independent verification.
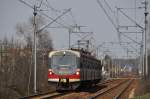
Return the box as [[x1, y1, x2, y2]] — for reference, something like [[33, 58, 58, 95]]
[[76, 85, 107, 93]]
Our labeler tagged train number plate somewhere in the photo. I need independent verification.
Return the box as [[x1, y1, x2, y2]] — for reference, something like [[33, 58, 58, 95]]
[[60, 79, 66, 83]]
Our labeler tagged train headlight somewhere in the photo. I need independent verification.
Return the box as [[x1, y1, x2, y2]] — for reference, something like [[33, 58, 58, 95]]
[[76, 71, 80, 75], [63, 51, 66, 55], [49, 71, 52, 75]]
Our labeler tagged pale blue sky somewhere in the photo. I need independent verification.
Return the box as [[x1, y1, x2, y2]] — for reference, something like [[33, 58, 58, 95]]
[[0, 0, 149, 57]]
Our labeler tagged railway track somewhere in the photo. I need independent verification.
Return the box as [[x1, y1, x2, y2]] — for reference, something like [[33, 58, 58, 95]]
[[114, 79, 133, 99], [20, 91, 72, 99], [53, 78, 125, 99], [20, 78, 134, 99], [98, 78, 120, 85], [88, 79, 134, 99], [19, 79, 115, 99]]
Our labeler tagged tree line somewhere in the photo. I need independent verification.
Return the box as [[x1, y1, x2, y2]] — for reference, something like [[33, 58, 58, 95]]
[[0, 16, 53, 99]]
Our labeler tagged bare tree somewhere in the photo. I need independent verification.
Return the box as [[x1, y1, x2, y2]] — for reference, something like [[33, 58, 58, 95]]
[[16, 15, 53, 49], [15, 15, 53, 94], [0, 15, 53, 99]]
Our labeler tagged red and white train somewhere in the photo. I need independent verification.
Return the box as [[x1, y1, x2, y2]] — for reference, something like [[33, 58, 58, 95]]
[[48, 49, 102, 90]]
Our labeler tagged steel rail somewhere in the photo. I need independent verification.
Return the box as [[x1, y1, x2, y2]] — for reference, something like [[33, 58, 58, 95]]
[[88, 79, 129, 99], [19, 91, 56, 99], [20, 91, 73, 99], [113, 79, 133, 99]]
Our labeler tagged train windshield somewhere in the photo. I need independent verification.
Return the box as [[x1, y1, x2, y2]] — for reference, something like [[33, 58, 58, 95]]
[[52, 55, 76, 66], [51, 54, 77, 75]]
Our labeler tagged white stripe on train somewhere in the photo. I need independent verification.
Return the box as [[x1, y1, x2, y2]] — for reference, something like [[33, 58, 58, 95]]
[[48, 78, 80, 82]]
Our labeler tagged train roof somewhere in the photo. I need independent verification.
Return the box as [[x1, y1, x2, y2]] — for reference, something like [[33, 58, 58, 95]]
[[49, 49, 80, 57], [49, 48, 97, 58]]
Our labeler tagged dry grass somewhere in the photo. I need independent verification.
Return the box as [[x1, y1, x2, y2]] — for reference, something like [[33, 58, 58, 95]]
[[136, 79, 150, 96]]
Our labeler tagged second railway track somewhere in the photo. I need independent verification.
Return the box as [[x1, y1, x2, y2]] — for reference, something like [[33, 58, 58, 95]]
[[88, 79, 134, 99]]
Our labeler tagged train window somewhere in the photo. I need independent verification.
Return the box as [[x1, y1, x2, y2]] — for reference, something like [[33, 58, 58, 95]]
[[94, 62, 96, 70], [87, 59, 89, 69], [88, 59, 90, 69], [89, 60, 91, 69], [95, 62, 97, 70], [76, 58, 80, 68], [80, 58, 83, 68], [96, 62, 98, 68], [94, 63, 96, 70], [82, 59, 85, 69], [48, 58, 51, 68], [91, 61, 93, 69], [90, 60, 92, 69], [80, 63, 83, 68], [84, 58, 87, 68], [89, 62, 90, 69]]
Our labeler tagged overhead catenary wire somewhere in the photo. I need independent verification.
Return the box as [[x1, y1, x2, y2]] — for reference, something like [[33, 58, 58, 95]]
[[19, 0, 71, 30], [118, 8, 144, 30], [97, 0, 118, 30], [19, 0, 34, 9], [44, 0, 77, 28], [70, 32, 93, 48], [37, 8, 71, 33], [103, 0, 115, 14], [39, 11, 70, 29], [120, 32, 142, 45], [46, 0, 62, 13], [115, 1, 145, 69]]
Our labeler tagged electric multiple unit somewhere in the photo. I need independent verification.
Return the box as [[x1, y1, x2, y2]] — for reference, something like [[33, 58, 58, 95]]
[[48, 49, 102, 90]]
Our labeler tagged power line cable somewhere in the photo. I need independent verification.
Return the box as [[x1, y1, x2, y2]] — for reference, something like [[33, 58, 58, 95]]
[[118, 8, 144, 30], [39, 11, 70, 29], [37, 8, 71, 33], [97, 0, 117, 30], [104, 0, 115, 14]]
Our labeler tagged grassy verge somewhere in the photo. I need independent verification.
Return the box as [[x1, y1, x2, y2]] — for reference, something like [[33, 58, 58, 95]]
[[135, 93, 150, 99], [134, 79, 150, 99]]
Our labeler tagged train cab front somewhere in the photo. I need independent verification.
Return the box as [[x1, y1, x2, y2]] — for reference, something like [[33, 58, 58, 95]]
[[48, 50, 80, 90], [48, 69, 80, 90]]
